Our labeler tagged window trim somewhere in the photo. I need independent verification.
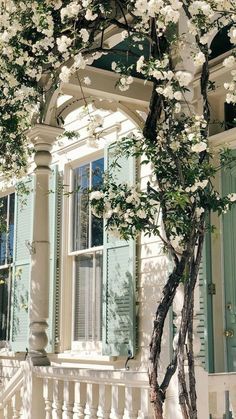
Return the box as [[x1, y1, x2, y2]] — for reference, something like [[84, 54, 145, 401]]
[[68, 154, 104, 352], [0, 191, 15, 342]]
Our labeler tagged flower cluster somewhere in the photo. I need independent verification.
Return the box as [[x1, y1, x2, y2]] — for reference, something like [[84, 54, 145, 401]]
[[90, 178, 160, 240]]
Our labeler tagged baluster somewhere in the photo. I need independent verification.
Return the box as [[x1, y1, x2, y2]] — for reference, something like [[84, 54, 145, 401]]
[[84, 383, 98, 419], [44, 378, 53, 419], [210, 391, 225, 419], [137, 388, 150, 419], [12, 390, 22, 419], [110, 385, 123, 419], [73, 382, 86, 419], [123, 387, 139, 419], [229, 385, 236, 417], [97, 384, 111, 419], [3, 404, 9, 419], [52, 379, 63, 419], [62, 381, 74, 419]]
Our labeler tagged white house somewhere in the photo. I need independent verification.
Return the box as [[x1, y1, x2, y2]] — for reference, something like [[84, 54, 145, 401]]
[[0, 24, 235, 419]]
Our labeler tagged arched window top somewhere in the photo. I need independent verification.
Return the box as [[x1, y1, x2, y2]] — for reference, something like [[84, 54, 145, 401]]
[[210, 25, 234, 60]]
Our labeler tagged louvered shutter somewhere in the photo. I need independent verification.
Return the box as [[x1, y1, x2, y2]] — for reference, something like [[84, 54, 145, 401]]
[[196, 240, 209, 370], [102, 144, 136, 356], [10, 168, 60, 353], [10, 177, 34, 351], [47, 165, 61, 352]]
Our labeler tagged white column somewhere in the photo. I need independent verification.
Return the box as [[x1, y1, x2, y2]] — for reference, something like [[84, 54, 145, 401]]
[[26, 124, 63, 366]]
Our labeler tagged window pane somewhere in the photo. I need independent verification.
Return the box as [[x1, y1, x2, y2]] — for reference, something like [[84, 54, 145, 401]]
[[8, 194, 15, 263], [91, 159, 104, 247], [0, 269, 10, 340], [73, 164, 89, 251], [0, 197, 7, 265], [74, 252, 102, 341]]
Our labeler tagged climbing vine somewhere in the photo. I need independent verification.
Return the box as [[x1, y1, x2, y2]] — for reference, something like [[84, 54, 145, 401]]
[[1, 1, 236, 417]]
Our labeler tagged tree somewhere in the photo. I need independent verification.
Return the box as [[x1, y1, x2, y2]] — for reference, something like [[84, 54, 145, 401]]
[[0, 1, 236, 418]]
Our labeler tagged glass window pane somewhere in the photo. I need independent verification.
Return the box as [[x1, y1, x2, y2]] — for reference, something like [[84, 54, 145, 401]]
[[91, 158, 104, 247], [73, 164, 89, 251], [74, 251, 102, 341], [92, 158, 104, 189], [0, 269, 10, 340], [0, 197, 7, 265], [8, 194, 15, 263], [74, 254, 93, 341]]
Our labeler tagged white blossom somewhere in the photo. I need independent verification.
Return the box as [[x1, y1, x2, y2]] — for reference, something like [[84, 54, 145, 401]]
[[90, 191, 104, 200], [175, 71, 193, 87], [223, 56, 236, 69], [191, 141, 207, 153]]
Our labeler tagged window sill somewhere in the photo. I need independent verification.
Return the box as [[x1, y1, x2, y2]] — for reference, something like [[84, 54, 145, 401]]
[[50, 352, 118, 368]]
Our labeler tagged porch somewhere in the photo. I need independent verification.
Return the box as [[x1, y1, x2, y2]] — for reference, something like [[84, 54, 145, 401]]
[[0, 360, 235, 418]]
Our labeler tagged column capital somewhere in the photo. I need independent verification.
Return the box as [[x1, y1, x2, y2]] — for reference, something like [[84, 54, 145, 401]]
[[26, 124, 64, 151]]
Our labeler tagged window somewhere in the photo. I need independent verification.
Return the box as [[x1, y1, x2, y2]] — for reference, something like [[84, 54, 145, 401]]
[[72, 158, 104, 342], [0, 193, 15, 341]]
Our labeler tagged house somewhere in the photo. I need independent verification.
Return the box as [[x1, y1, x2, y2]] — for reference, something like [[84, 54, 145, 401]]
[[0, 19, 236, 419]]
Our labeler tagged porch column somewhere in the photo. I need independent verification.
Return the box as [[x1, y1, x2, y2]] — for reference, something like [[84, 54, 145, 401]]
[[26, 124, 63, 366]]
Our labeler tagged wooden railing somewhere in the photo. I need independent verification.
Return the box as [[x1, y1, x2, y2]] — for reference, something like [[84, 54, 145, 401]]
[[209, 373, 236, 418], [1, 361, 236, 418], [0, 367, 23, 419], [34, 366, 151, 419]]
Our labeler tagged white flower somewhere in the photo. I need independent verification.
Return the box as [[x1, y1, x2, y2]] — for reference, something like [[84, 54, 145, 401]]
[[73, 53, 87, 69], [56, 35, 72, 53], [196, 179, 208, 189], [174, 91, 182, 100], [193, 51, 206, 67], [105, 210, 113, 219], [175, 71, 193, 87], [85, 9, 98, 20], [161, 6, 180, 24], [90, 191, 104, 200], [136, 55, 145, 73], [137, 209, 147, 219], [228, 193, 236, 202], [228, 26, 236, 45], [80, 28, 89, 43], [223, 56, 235, 69], [195, 207, 205, 219], [170, 140, 180, 151], [59, 66, 71, 83], [174, 103, 181, 113], [191, 141, 207, 153], [134, 0, 148, 14], [83, 76, 91, 85], [111, 61, 117, 71]]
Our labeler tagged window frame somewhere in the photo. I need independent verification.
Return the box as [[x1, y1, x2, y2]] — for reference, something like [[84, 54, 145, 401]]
[[68, 153, 104, 352], [0, 191, 15, 342]]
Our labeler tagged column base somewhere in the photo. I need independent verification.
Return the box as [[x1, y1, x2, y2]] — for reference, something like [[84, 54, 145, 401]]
[[27, 350, 50, 366]]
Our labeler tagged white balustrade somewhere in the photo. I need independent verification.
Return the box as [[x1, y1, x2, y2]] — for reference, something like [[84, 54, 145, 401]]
[[97, 384, 111, 419], [84, 383, 99, 419], [52, 379, 63, 418], [1, 360, 236, 419], [73, 382, 86, 418], [62, 380, 74, 418], [44, 378, 53, 419], [0, 367, 23, 419], [33, 367, 151, 419], [110, 384, 124, 419]]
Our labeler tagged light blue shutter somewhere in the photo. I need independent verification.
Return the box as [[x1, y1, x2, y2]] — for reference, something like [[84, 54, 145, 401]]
[[196, 240, 209, 370], [48, 165, 61, 352], [10, 168, 60, 353], [102, 144, 136, 356], [10, 177, 34, 351]]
